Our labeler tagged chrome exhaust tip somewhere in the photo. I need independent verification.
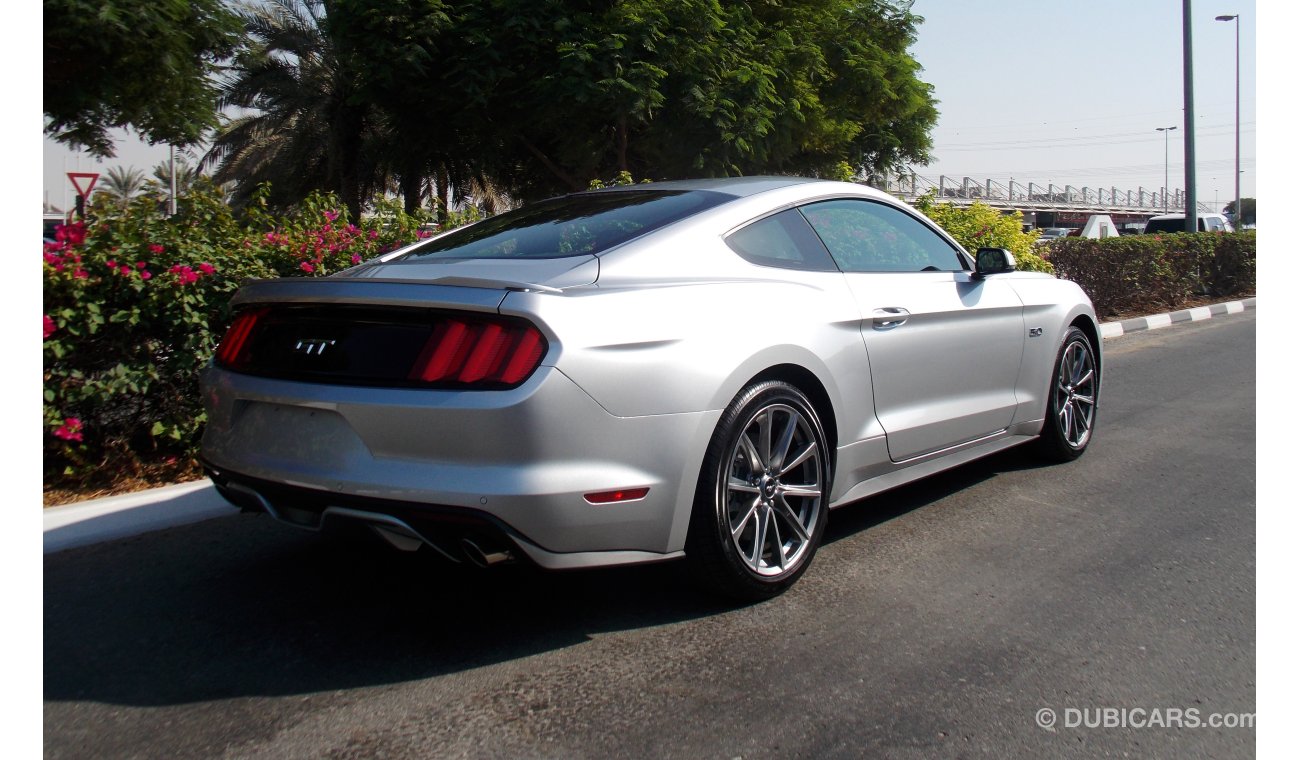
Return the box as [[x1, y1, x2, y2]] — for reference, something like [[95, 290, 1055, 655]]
[[461, 538, 515, 568]]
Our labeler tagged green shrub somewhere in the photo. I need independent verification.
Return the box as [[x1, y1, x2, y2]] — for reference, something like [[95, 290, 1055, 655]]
[[912, 192, 1053, 274], [1046, 231, 1255, 317], [43, 181, 436, 492]]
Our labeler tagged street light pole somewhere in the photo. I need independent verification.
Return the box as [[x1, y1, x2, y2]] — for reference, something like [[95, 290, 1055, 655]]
[[1157, 126, 1178, 212], [1216, 13, 1241, 228]]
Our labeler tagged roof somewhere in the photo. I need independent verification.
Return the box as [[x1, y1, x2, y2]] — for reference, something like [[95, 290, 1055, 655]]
[[587, 176, 824, 198]]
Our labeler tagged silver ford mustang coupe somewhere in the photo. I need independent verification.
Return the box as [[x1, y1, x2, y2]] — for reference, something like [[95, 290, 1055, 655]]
[[201, 177, 1100, 599]]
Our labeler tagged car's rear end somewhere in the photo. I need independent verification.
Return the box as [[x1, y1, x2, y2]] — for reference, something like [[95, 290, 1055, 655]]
[[200, 187, 741, 569]]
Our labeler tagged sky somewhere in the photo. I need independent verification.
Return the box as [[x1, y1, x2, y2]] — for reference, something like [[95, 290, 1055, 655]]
[[40, 0, 1259, 212], [908, 0, 1257, 206]]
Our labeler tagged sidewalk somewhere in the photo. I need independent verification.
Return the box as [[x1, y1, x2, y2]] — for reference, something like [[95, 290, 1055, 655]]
[[43, 296, 1257, 554]]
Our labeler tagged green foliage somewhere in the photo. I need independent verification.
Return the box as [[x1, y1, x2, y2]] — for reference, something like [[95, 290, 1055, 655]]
[[1046, 232, 1255, 317], [912, 192, 1052, 273], [44, 0, 241, 156], [588, 171, 640, 190], [43, 181, 440, 491], [1222, 197, 1255, 225], [210, 0, 938, 206]]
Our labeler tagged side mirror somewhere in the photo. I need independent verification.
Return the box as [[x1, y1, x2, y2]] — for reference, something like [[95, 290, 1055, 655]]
[[974, 247, 1017, 277]]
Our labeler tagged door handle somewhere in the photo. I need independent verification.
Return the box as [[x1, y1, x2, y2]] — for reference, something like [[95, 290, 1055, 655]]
[[872, 307, 910, 330]]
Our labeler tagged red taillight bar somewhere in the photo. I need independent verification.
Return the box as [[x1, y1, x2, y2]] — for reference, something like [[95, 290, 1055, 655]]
[[215, 308, 268, 367], [408, 317, 547, 387]]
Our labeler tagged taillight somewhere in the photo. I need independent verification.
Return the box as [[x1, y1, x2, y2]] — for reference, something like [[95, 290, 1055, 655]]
[[214, 308, 268, 367], [408, 316, 547, 387]]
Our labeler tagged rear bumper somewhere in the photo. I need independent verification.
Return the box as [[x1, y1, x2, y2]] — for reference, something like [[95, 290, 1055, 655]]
[[204, 464, 684, 569], [200, 363, 719, 559]]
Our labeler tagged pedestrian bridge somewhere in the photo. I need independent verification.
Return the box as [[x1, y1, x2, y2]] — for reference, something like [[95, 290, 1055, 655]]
[[873, 174, 1219, 216]]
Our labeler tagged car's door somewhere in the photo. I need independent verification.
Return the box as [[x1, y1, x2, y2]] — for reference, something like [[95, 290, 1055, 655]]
[[798, 198, 1026, 462]]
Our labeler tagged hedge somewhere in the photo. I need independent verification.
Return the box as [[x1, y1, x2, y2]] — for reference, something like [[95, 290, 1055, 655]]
[[42, 181, 442, 491], [1044, 232, 1255, 318]]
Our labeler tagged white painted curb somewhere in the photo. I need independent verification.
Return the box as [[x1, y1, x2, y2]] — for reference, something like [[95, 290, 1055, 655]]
[[44, 480, 233, 554]]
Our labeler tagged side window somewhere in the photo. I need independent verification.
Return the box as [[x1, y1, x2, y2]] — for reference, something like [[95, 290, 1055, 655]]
[[725, 209, 838, 272], [798, 199, 966, 273]]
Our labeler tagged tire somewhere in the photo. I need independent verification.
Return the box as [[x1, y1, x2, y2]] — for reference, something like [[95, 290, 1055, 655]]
[[686, 380, 830, 600], [1034, 326, 1099, 462]]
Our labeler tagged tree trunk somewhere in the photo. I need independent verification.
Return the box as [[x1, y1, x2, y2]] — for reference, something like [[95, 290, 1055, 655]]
[[401, 170, 423, 215], [434, 167, 450, 227]]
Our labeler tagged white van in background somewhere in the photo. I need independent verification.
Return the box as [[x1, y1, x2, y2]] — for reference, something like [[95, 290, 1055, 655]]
[[1143, 213, 1233, 233]]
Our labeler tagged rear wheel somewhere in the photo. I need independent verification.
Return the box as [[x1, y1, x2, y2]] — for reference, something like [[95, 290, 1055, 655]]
[[686, 381, 829, 600], [1034, 326, 1098, 462]]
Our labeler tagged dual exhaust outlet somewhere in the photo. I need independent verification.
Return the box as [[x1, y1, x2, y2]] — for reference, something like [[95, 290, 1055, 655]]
[[459, 537, 515, 568]]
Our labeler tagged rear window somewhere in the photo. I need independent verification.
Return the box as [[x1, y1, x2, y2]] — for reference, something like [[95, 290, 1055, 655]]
[[399, 190, 732, 260]]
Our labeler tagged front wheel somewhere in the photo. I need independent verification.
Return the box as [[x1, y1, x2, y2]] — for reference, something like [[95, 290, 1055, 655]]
[[686, 381, 830, 600], [1034, 326, 1099, 462]]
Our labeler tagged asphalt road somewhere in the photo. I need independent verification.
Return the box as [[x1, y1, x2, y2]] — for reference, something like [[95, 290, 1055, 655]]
[[44, 311, 1256, 759]]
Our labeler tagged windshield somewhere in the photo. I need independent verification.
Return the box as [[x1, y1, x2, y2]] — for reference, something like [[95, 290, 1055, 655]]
[[398, 189, 732, 260]]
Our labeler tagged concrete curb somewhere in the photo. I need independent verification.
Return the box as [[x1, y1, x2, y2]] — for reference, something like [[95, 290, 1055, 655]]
[[1099, 297, 1255, 339], [44, 296, 1257, 555], [44, 480, 233, 554]]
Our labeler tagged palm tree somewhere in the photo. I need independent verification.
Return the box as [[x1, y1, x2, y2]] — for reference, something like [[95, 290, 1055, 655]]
[[151, 158, 200, 197], [96, 166, 147, 210], [202, 0, 381, 218]]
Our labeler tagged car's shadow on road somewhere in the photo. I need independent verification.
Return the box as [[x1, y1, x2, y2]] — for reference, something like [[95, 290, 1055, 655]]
[[44, 446, 1051, 707]]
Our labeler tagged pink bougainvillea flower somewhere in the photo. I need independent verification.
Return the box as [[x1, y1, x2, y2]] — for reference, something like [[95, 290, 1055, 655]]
[[44, 252, 63, 266], [52, 417, 83, 442], [324, 209, 340, 222], [198, 262, 215, 275], [416, 229, 433, 239], [119, 265, 132, 275], [351, 254, 362, 264], [106, 260, 117, 269], [169, 264, 199, 285], [43, 314, 55, 339], [346, 224, 360, 235], [73, 269, 88, 279], [149, 243, 165, 255], [140, 270, 152, 280], [300, 261, 315, 273], [55, 222, 87, 247], [135, 261, 147, 269], [368, 229, 379, 240]]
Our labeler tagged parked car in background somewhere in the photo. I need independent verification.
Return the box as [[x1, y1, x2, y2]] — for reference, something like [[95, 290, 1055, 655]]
[[43, 213, 66, 242], [201, 177, 1101, 599], [1035, 227, 1073, 245], [1143, 213, 1233, 233]]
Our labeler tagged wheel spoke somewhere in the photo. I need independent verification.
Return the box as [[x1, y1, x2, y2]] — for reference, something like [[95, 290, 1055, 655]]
[[728, 476, 759, 494], [751, 505, 769, 567], [769, 511, 786, 570], [772, 411, 798, 472], [1072, 393, 1095, 407], [758, 411, 773, 469], [775, 494, 811, 542], [1075, 369, 1094, 389], [731, 499, 759, 540], [738, 434, 764, 477], [780, 484, 822, 499], [777, 441, 817, 477]]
